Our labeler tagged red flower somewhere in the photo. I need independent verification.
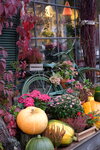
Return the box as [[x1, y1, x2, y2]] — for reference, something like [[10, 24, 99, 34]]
[[77, 112, 82, 116], [88, 114, 94, 119]]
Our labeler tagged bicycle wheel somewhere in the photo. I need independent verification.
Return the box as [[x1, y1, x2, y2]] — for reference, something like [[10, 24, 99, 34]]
[[21, 74, 58, 95]]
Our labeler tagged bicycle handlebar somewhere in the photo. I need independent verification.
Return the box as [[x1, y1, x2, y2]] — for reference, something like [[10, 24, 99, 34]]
[[53, 39, 76, 57]]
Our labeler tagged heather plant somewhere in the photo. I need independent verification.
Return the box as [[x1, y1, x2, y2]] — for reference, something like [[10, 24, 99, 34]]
[[61, 116, 87, 133], [61, 111, 100, 133]]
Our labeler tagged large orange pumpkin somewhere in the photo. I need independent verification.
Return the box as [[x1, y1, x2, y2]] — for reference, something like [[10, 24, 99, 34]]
[[16, 106, 48, 134]]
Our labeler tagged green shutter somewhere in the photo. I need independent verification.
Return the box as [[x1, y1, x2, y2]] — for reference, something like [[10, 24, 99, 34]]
[[0, 15, 20, 71]]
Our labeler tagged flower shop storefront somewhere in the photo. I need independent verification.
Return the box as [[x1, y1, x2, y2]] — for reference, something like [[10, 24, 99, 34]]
[[0, 0, 100, 150], [28, 0, 80, 64]]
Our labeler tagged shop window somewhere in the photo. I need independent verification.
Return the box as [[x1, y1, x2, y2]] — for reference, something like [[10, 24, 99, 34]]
[[29, 0, 80, 63]]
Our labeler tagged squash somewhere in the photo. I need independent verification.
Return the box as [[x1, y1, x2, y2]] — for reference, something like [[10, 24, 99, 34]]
[[94, 86, 100, 102], [83, 99, 100, 128], [25, 135, 54, 150], [48, 120, 76, 145], [16, 106, 48, 134]]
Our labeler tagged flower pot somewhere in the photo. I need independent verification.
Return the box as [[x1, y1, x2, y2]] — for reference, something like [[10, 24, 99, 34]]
[[60, 79, 67, 89], [75, 126, 97, 141]]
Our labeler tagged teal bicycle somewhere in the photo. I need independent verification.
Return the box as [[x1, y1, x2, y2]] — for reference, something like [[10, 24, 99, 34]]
[[21, 40, 100, 96], [21, 62, 64, 96]]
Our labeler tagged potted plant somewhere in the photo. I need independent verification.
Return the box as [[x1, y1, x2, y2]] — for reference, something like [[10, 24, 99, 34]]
[[17, 89, 51, 111], [49, 60, 78, 88], [47, 94, 84, 119]]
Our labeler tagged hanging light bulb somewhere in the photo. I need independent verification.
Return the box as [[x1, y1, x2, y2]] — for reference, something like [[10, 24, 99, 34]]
[[62, 1, 72, 16], [45, 5, 55, 17]]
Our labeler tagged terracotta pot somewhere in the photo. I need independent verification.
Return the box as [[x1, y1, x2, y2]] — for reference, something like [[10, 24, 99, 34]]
[[60, 79, 67, 89]]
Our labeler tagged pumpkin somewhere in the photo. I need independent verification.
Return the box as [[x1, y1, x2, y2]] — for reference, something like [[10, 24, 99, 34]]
[[16, 106, 48, 134], [25, 135, 54, 150], [48, 120, 76, 145], [94, 86, 100, 102], [83, 98, 100, 128]]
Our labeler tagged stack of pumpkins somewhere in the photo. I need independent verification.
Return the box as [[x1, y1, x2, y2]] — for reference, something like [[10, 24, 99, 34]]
[[16, 86, 100, 150], [16, 106, 76, 150]]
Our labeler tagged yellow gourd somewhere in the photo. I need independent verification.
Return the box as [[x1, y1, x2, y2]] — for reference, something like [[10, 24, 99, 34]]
[[83, 96, 100, 128], [47, 120, 76, 145]]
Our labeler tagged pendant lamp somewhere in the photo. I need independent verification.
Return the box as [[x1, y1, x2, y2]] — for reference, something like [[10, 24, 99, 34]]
[[62, 1, 72, 16]]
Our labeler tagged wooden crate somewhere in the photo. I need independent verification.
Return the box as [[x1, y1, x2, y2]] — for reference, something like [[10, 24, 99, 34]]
[[75, 126, 96, 141]]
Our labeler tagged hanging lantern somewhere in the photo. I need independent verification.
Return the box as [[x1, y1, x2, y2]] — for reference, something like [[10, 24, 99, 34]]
[[62, 1, 72, 16]]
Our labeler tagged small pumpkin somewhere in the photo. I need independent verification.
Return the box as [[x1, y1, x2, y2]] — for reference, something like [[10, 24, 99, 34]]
[[94, 86, 100, 102], [16, 106, 48, 134], [83, 98, 100, 128], [25, 135, 54, 150], [47, 120, 76, 145]]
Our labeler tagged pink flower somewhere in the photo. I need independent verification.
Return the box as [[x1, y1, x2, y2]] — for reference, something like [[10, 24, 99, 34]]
[[62, 60, 73, 66], [70, 67, 75, 71], [70, 79, 75, 82], [18, 96, 25, 103], [24, 102, 34, 107], [38, 94, 51, 102], [30, 90, 41, 97], [18, 90, 51, 109], [67, 88, 74, 93], [66, 79, 71, 83], [75, 82, 83, 89], [24, 97, 34, 107]]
